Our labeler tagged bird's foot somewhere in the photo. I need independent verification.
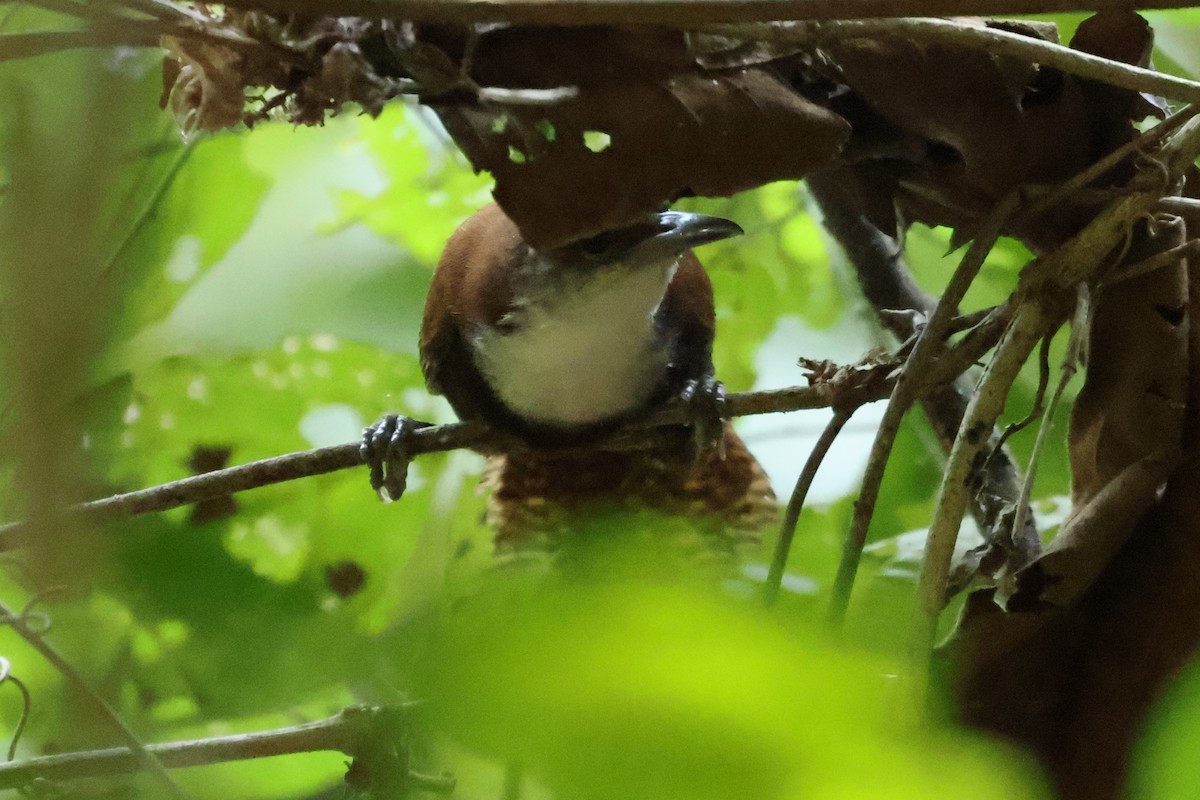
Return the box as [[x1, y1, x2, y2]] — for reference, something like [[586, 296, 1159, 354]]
[[678, 376, 728, 461], [361, 414, 432, 502]]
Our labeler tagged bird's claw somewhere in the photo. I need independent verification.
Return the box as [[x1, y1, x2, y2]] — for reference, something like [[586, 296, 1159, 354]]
[[361, 414, 431, 502], [679, 376, 728, 461]]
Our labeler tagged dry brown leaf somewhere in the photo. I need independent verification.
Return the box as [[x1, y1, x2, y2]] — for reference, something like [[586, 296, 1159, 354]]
[[1069, 219, 1189, 505], [427, 26, 848, 248], [817, 24, 1094, 248]]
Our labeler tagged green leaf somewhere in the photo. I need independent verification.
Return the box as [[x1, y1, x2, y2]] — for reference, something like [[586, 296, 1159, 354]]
[[417, 571, 1048, 800], [113, 134, 270, 342], [1131, 654, 1200, 800], [335, 104, 494, 265], [680, 184, 845, 391]]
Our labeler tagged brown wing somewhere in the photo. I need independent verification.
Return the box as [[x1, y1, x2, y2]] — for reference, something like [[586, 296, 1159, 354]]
[[657, 250, 717, 397], [420, 203, 523, 422]]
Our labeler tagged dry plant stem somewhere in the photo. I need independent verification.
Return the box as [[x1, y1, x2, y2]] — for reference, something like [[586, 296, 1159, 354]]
[[807, 172, 1032, 542], [828, 192, 1019, 628], [991, 335, 1051, 452], [0, 384, 890, 550], [0, 599, 185, 799], [101, 139, 199, 283], [1101, 238, 1200, 287], [0, 28, 160, 59], [794, 18, 1200, 106], [216, 0, 1200, 26], [1157, 112, 1200, 177], [1159, 196, 1200, 218], [905, 116, 1200, 713], [907, 300, 1057, 707], [0, 706, 455, 794], [1008, 325, 1080, 561], [1014, 106, 1198, 229], [1029, 192, 1200, 221], [763, 407, 855, 607], [4, 672, 30, 761]]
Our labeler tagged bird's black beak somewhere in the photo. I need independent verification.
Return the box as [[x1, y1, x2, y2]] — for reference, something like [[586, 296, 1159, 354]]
[[621, 211, 743, 266], [656, 211, 744, 251]]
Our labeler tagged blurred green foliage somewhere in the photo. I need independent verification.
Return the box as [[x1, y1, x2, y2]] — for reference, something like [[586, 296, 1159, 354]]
[[1, 7, 1196, 800], [1131, 653, 1200, 800], [418, 569, 1046, 800]]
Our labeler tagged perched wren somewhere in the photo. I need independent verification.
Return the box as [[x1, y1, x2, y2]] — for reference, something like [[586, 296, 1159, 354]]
[[365, 203, 775, 545]]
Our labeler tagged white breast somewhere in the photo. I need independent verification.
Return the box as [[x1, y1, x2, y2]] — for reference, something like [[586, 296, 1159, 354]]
[[473, 261, 677, 427]]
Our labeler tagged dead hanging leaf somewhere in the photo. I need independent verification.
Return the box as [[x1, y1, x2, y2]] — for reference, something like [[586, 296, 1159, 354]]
[[160, 13, 412, 137], [1071, 9, 1164, 156], [1008, 454, 1172, 612], [162, 34, 248, 139], [952, 449, 1200, 800], [802, 13, 1159, 252], [1072, 8, 1154, 66], [421, 25, 849, 249], [154, 12, 1156, 253], [951, 217, 1189, 617], [1069, 218, 1189, 506], [813, 20, 1095, 249], [948, 215, 1193, 789]]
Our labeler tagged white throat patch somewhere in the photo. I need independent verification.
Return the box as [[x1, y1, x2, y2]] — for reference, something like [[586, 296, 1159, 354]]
[[473, 258, 678, 427]]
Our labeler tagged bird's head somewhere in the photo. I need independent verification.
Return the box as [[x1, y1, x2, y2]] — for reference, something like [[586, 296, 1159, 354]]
[[501, 210, 744, 325], [557, 210, 745, 269]]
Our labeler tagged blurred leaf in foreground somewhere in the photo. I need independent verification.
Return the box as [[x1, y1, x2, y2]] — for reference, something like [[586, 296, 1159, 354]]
[[1130, 653, 1200, 800], [416, 542, 1048, 800]]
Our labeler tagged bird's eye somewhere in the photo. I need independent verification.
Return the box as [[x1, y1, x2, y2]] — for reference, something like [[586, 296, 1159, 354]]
[[578, 233, 614, 257]]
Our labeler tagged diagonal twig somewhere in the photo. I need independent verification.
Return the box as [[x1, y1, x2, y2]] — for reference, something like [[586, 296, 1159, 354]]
[[808, 170, 1040, 573], [0, 598, 186, 798], [904, 113, 1200, 716], [763, 406, 855, 606], [0, 704, 455, 794], [828, 191, 1019, 627], [0, 383, 893, 550], [732, 17, 1200, 106], [213, 0, 1200, 26]]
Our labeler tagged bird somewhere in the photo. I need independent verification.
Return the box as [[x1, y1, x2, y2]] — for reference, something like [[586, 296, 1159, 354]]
[[364, 203, 775, 549]]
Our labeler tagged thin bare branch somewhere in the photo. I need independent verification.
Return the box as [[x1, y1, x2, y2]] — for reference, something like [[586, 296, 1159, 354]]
[[0, 382, 895, 550], [0, 28, 160, 59], [1014, 105, 1199, 230], [214, 0, 1200, 26], [807, 172, 1037, 565], [1100, 238, 1200, 287], [763, 407, 855, 606], [828, 192, 1019, 628], [0, 705, 455, 795], [0, 658, 31, 762], [905, 114, 1200, 714], [905, 298, 1060, 713], [0, 598, 185, 799], [1007, 314, 1081, 570], [717, 18, 1200, 107]]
